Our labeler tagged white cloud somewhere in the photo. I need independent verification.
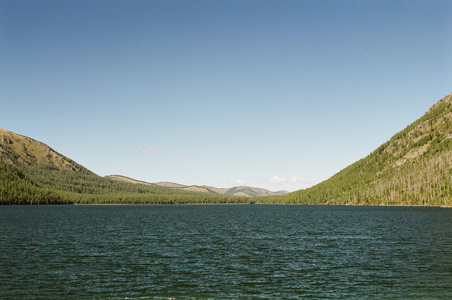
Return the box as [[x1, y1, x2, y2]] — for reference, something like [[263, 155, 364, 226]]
[[268, 176, 287, 184], [288, 176, 310, 184], [140, 146, 159, 155], [234, 179, 246, 186], [263, 175, 310, 185]]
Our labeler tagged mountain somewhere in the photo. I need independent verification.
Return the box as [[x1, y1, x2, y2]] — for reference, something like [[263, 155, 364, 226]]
[[2, 92, 451, 206], [222, 186, 288, 197], [0, 128, 91, 173], [152, 181, 187, 188], [106, 174, 158, 186], [0, 160, 64, 205], [0, 129, 251, 205], [106, 175, 289, 197], [0, 129, 286, 200], [154, 182, 288, 197], [282, 92, 452, 206]]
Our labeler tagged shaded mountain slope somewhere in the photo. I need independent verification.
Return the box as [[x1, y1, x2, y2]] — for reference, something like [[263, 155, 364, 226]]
[[283, 93, 452, 206]]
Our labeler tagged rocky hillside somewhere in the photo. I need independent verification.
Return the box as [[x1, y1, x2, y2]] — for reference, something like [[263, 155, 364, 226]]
[[107, 175, 288, 197], [283, 93, 452, 206]]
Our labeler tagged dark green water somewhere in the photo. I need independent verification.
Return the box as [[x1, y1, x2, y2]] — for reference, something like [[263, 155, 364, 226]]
[[1, 205, 452, 299]]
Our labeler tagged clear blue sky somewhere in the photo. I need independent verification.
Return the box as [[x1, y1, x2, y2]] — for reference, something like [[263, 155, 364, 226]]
[[1, 0, 451, 192]]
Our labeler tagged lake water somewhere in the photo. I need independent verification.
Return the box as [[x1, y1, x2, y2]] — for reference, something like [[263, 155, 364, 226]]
[[1, 205, 452, 299]]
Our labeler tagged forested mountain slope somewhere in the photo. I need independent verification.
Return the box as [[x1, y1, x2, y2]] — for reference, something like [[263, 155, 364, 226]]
[[0, 129, 250, 204], [282, 93, 452, 206], [2, 92, 451, 206], [0, 161, 64, 204]]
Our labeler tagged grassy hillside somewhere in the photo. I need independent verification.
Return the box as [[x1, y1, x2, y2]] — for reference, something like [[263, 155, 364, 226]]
[[276, 93, 452, 206], [0, 129, 251, 205], [0, 128, 91, 173], [2, 92, 451, 206], [0, 160, 252, 205]]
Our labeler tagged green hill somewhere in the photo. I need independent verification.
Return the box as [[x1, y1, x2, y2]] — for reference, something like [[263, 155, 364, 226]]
[[0, 161, 65, 205], [2, 92, 451, 206], [0, 129, 249, 205], [279, 93, 452, 206], [0, 128, 91, 173]]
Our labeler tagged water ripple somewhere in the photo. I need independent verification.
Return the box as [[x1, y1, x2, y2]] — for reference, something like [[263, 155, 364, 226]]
[[1, 205, 452, 299]]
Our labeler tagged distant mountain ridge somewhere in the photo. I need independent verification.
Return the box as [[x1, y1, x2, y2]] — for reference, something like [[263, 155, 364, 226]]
[[1, 92, 451, 205], [0, 128, 285, 204], [106, 175, 288, 197], [0, 129, 255, 204]]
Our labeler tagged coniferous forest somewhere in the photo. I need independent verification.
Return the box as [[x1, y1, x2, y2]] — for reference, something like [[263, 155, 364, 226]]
[[1, 93, 452, 206], [277, 94, 452, 206], [0, 161, 252, 205]]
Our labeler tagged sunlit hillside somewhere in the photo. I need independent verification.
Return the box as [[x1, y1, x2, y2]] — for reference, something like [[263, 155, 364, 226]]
[[0, 129, 250, 205], [1, 93, 451, 206], [281, 93, 452, 206]]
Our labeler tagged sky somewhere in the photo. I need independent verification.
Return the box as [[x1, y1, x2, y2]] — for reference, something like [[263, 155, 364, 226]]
[[1, 0, 451, 192]]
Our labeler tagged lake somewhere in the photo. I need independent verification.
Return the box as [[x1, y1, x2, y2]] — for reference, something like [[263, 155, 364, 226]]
[[1, 204, 452, 299]]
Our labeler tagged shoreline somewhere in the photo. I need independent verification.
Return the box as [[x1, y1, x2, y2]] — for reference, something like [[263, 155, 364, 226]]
[[50, 203, 452, 208]]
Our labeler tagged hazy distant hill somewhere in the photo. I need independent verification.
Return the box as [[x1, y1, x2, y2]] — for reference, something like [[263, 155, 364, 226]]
[[106, 174, 159, 186], [2, 92, 451, 206], [107, 175, 288, 197], [222, 186, 288, 197], [0, 129, 286, 200], [283, 93, 452, 206], [0, 129, 250, 204]]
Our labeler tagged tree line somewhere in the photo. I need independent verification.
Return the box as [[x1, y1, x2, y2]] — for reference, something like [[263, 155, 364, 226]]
[[0, 161, 252, 205]]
